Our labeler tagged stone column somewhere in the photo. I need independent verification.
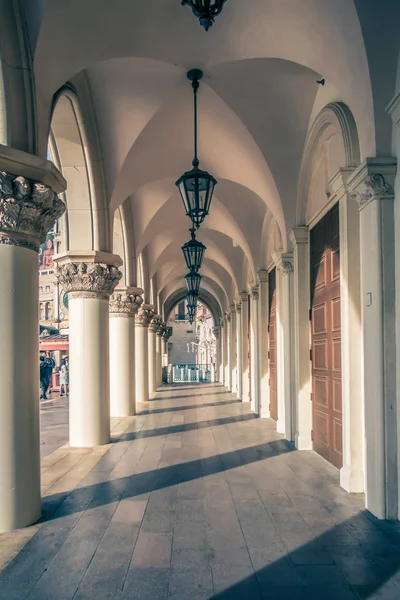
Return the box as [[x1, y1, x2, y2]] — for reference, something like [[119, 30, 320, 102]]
[[0, 166, 65, 532], [273, 252, 295, 440], [288, 228, 311, 449], [235, 302, 243, 400], [220, 320, 226, 385], [226, 312, 232, 391], [213, 326, 221, 383], [56, 253, 122, 447], [230, 305, 237, 395], [148, 314, 162, 398], [109, 289, 143, 417], [156, 323, 166, 387], [250, 286, 261, 414], [348, 159, 397, 519], [257, 272, 270, 418], [240, 293, 250, 403], [330, 169, 364, 495], [162, 326, 173, 377], [135, 305, 154, 403]]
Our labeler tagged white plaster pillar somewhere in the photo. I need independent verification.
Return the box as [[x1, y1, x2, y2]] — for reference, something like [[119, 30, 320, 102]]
[[327, 170, 364, 494], [109, 289, 143, 417], [250, 286, 260, 415], [272, 252, 295, 440], [225, 313, 232, 390], [235, 302, 243, 400], [213, 326, 221, 383], [0, 164, 66, 532], [240, 293, 250, 403], [135, 305, 154, 403], [56, 252, 122, 447], [348, 159, 397, 519], [288, 228, 311, 449], [148, 314, 162, 398], [230, 305, 237, 395], [156, 324, 165, 387], [221, 320, 227, 385], [257, 272, 270, 418]]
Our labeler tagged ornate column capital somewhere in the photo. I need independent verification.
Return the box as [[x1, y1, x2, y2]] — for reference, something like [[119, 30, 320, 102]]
[[162, 326, 173, 342], [251, 286, 259, 301], [0, 171, 66, 251], [135, 304, 155, 328], [149, 314, 163, 333], [347, 157, 396, 211], [212, 326, 220, 339], [109, 287, 143, 318], [55, 251, 122, 300], [272, 251, 294, 276], [156, 322, 167, 337], [257, 270, 269, 284], [288, 227, 308, 247], [235, 302, 242, 314], [240, 291, 249, 303]]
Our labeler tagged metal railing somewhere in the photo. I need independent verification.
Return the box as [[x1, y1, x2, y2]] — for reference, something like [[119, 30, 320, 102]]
[[167, 364, 216, 384]]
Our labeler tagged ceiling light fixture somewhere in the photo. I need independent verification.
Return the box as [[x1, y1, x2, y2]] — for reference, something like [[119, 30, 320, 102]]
[[185, 270, 202, 295], [181, 0, 228, 31], [175, 69, 217, 229], [181, 227, 206, 272]]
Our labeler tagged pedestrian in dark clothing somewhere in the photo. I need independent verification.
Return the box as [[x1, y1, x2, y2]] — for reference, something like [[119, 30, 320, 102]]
[[40, 353, 55, 399]]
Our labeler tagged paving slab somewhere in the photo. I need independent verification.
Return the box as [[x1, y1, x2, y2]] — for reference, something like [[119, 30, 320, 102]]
[[2, 383, 400, 600]]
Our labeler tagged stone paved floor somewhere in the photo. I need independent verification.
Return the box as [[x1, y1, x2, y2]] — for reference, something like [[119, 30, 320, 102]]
[[1, 384, 400, 599]]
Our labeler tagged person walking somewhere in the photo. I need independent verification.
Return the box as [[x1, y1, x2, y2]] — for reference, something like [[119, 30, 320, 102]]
[[60, 357, 69, 396], [40, 352, 55, 399]]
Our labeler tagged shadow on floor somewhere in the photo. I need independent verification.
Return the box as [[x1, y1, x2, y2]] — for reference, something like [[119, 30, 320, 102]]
[[152, 390, 228, 401], [40, 439, 292, 522], [115, 413, 257, 442], [137, 398, 242, 416], [212, 512, 400, 599]]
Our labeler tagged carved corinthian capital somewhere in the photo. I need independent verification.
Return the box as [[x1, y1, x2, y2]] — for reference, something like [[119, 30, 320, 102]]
[[109, 291, 143, 318], [135, 306, 155, 328], [212, 326, 220, 339], [350, 173, 395, 210], [56, 262, 122, 300], [157, 322, 167, 337], [163, 326, 173, 342], [149, 314, 163, 333], [0, 171, 65, 251]]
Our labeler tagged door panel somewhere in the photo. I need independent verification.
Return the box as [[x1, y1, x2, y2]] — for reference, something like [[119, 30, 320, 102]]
[[268, 269, 278, 421], [310, 204, 342, 469]]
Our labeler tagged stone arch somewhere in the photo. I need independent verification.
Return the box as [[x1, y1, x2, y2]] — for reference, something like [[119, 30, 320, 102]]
[[164, 288, 221, 326], [49, 85, 109, 252], [297, 102, 361, 225]]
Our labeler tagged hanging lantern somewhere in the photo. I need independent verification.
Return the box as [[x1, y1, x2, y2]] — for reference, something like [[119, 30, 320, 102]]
[[175, 69, 217, 229], [185, 271, 202, 294], [181, 0, 228, 31], [186, 291, 199, 308], [181, 227, 206, 272]]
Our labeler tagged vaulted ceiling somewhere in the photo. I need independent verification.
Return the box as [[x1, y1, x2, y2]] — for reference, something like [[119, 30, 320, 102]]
[[26, 0, 400, 315]]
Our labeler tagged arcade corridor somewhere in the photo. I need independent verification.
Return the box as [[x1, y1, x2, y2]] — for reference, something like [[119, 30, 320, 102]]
[[1, 385, 400, 600]]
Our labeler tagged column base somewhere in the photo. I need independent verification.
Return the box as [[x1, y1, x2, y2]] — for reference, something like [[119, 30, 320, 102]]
[[340, 464, 364, 494], [295, 433, 312, 451]]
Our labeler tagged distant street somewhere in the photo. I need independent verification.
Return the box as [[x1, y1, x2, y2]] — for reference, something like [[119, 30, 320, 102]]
[[40, 394, 69, 459]]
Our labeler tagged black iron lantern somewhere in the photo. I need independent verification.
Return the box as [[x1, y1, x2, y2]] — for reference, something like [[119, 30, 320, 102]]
[[175, 69, 217, 229], [187, 302, 197, 324], [185, 271, 202, 294], [181, 0, 228, 31], [181, 227, 206, 272], [186, 291, 199, 308]]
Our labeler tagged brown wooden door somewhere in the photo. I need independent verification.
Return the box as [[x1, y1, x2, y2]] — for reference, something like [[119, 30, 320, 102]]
[[268, 269, 278, 421], [310, 203, 342, 469]]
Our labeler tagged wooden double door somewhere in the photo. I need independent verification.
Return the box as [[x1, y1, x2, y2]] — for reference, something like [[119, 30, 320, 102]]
[[310, 204, 342, 469]]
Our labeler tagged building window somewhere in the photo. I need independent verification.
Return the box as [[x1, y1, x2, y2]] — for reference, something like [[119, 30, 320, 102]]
[[45, 285, 51, 293], [40, 303, 45, 320], [39, 286, 43, 293], [47, 303, 53, 321]]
